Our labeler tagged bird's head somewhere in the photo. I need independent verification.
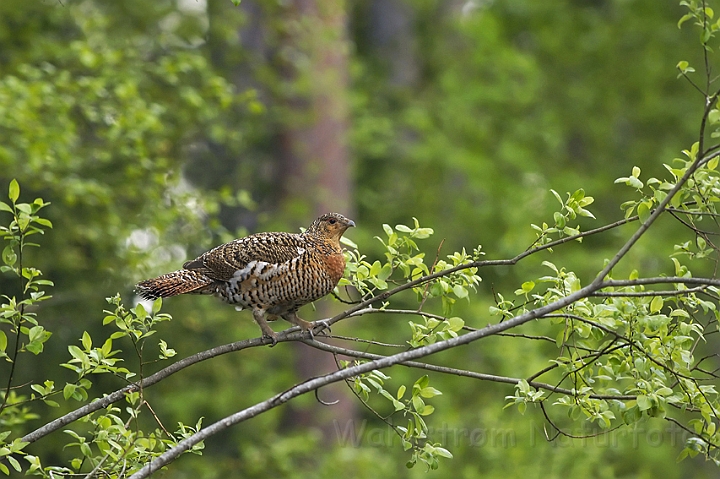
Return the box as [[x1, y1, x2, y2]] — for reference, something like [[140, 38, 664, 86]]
[[306, 213, 356, 241]]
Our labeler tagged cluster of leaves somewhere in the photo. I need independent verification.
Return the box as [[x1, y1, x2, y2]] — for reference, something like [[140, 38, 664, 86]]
[[407, 315, 465, 348], [615, 150, 720, 259], [0, 1, 260, 300], [58, 295, 175, 405], [530, 188, 596, 247], [32, 401, 203, 479], [678, 1, 720, 45], [0, 181, 204, 477], [495, 163, 720, 461], [0, 180, 53, 360], [24, 293, 199, 478], [341, 219, 481, 315], [349, 368, 451, 470], [0, 181, 54, 450], [482, 0, 720, 442], [335, 217, 493, 470], [338, 221, 480, 469]]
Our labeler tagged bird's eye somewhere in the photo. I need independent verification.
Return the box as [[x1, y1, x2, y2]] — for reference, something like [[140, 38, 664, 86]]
[[328, 218, 337, 224]]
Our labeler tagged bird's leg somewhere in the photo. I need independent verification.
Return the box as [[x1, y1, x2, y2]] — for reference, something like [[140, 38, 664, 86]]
[[281, 312, 330, 340], [281, 311, 313, 338], [252, 309, 278, 346]]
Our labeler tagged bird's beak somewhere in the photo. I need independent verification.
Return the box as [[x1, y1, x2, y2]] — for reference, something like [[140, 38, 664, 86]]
[[347, 219, 356, 228]]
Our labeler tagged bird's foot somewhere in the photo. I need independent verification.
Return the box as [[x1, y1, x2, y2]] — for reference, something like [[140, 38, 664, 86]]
[[263, 331, 278, 347], [310, 319, 331, 339]]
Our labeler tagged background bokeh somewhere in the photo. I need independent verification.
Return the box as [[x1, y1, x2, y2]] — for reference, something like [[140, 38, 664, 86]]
[[1, 0, 717, 477]]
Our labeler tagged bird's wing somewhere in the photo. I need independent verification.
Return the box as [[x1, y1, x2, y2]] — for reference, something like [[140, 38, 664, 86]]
[[182, 232, 308, 282]]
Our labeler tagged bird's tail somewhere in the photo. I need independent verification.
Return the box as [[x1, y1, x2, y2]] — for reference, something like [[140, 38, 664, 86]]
[[135, 270, 217, 300]]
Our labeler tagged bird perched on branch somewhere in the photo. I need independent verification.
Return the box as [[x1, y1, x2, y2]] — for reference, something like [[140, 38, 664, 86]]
[[135, 213, 355, 345]]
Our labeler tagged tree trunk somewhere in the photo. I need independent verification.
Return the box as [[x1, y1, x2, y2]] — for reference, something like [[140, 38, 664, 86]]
[[275, 0, 357, 439]]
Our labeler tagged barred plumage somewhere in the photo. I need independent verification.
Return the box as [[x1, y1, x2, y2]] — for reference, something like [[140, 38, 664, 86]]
[[135, 213, 355, 344]]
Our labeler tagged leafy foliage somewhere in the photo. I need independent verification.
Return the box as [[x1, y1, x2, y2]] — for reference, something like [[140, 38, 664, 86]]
[[0, 180, 54, 430], [3, 1, 720, 478]]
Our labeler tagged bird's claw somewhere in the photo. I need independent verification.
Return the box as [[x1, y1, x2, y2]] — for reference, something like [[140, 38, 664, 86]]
[[309, 320, 331, 339], [263, 332, 278, 347]]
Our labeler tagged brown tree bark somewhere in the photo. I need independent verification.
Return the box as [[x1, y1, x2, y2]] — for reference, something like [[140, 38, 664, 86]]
[[208, 0, 357, 442], [274, 0, 357, 440]]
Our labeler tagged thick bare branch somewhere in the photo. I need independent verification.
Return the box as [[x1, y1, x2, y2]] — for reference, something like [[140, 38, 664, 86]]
[[21, 333, 292, 444], [126, 279, 632, 479], [594, 150, 718, 285], [22, 196, 715, 468]]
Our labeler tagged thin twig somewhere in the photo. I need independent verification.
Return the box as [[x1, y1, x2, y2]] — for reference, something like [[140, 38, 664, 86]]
[[665, 416, 720, 452], [590, 286, 707, 297], [327, 334, 405, 348], [301, 339, 636, 401], [538, 401, 624, 441]]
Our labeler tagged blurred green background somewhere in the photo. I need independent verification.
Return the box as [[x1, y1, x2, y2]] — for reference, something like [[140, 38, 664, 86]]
[[1, 0, 717, 477]]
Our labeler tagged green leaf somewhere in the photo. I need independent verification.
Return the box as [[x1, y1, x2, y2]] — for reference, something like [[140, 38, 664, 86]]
[[80, 442, 92, 458], [452, 284, 468, 299], [33, 218, 52, 228], [434, 447, 453, 459], [420, 387, 442, 398], [152, 297, 163, 314], [708, 110, 720, 125], [414, 375, 430, 390], [419, 404, 435, 416], [678, 14, 693, 29], [7, 455, 21, 472], [637, 202, 651, 223], [628, 176, 643, 189], [8, 180, 19, 203], [637, 395, 652, 411], [413, 227, 433, 239], [101, 338, 113, 356], [708, 156, 719, 170], [2, 245, 17, 267], [447, 316, 464, 331], [650, 296, 663, 314], [0, 330, 6, 353], [30, 383, 45, 395], [63, 383, 77, 400], [68, 345, 85, 361], [0, 202, 12, 213], [397, 385, 406, 400], [550, 189, 563, 206], [27, 326, 45, 341], [339, 235, 357, 249], [656, 387, 673, 397], [134, 302, 147, 320], [412, 395, 425, 412], [26, 326, 50, 354], [378, 263, 392, 281], [81, 331, 92, 350]]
